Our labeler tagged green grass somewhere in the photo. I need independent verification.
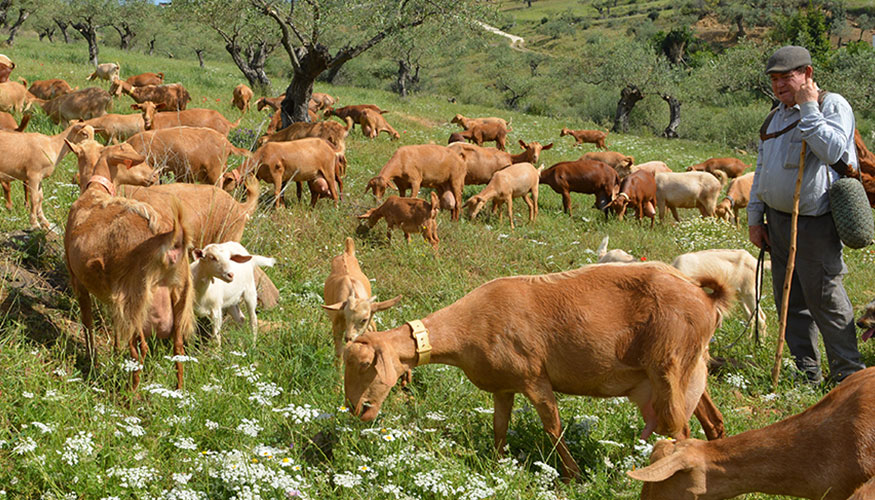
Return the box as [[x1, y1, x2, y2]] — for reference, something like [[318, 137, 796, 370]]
[[2, 34, 875, 499]]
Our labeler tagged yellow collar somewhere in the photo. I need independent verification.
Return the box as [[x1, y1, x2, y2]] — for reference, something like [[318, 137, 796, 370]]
[[407, 319, 432, 366]]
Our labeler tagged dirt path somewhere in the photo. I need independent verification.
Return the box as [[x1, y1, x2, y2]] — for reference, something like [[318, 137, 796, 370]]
[[477, 21, 525, 51]]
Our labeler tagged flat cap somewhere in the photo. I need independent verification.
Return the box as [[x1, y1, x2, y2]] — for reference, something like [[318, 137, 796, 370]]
[[766, 45, 811, 74]]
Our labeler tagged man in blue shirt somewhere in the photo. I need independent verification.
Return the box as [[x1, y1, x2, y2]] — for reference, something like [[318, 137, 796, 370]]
[[748, 45, 865, 384]]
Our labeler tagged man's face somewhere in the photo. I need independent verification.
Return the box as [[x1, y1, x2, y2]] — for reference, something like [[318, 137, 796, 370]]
[[769, 67, 808, 107]]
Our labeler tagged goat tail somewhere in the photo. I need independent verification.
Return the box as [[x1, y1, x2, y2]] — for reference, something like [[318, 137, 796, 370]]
[[344, 236, 356, 257], [596, 236, 609, 259], [695, 272, 735, 329], [251, 255, 276, 268], [713, 169, 728, 187], [16, 113, 30, 132]]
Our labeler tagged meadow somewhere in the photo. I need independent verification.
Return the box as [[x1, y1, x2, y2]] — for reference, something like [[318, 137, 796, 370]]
[[2, 35, 875, 499]]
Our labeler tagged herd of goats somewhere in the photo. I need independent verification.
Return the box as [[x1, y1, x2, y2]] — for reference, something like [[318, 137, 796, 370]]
[[2, 55, 875, 498]]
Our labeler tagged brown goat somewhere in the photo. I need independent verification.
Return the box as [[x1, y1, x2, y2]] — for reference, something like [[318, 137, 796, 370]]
[[110, 79, 191, 111], [447, 142, 512, 185], [79, 112, 145, 144], [630, 367, 875, 499], [232, 84, 253, 113], [686, 157, 749, 178], [580, 151, 635, 172], [132, 101, 242, 136], [560, 127, 608, 149], [715, 172, 754, 226], [357, 192, 441, 251], [28, 79, 76, 100], [310, 92, 337, 112], [324, 104, 387, 129], [450, 113, 510, 131], [0, 80, 42, 113], [364, 144, 466, 221], [126, 126, 250, 185], [41, 87, 113, 126], [359, 108, 400, 140], [0, 111, 28, 132], [64, 143, 194, 390], [452, 122, 508, 150], [539, 159, 620, 217], [125, 72, 164, 87], [344, 262, 732, 480], [610, 170, 657, 227], [68, 139, 158, 192], [256, 118, 351, 153]]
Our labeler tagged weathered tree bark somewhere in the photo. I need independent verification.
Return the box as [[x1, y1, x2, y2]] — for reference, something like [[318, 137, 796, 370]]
[[280, 44, 330, 127], [148, 35, 156, 56], [54, 19, 70, 43], [613, 84, 643, 133], [111, 22, 135, 50], [5, 8, 29, 46], [0, 0, 12, 28], [394, 59, 419, 97], [224, 39, 272, 91], [38, 26, 55, 42], [661, 94, 681, 138], [320, 59, 349, 84], [195, 49, 205, 68], [735, 14, 745, 40], [72, 21, 100, 66]]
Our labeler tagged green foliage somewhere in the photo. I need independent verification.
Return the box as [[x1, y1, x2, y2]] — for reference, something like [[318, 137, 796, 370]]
[[771, 2, 831, 63]]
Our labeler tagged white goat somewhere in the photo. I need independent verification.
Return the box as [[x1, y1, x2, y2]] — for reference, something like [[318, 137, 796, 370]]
[[191, 241, 275, 346]]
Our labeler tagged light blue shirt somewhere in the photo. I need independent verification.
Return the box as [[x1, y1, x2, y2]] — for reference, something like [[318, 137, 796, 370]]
[[748, 92, 857, 226]]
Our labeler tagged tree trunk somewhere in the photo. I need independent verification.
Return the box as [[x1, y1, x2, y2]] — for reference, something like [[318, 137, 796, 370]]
[[0, 0, 11, 28], [112, 24, 135, 50], [661, 94, 681, 138], [224, 40, 271, 92], [55, 19, 70, 43], [280, 45, 330, 127], [72, 22, 100, 66], [320, 60, 347, 84], [5, 8, 29, 46], [148, 36, 156, 56], [195, 49, 205, 68], [395, 59, 411, 97], [613, 84, 643, 133], [38, 26, 55, 42], [735, 14, 745, 40]]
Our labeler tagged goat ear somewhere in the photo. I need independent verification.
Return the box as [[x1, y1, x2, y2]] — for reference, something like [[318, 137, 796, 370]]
[[626, 447, 692, 483], [230, 254, 253, 264], [518, 139, 527, 149], [322, 301, 346, 311], [64, 139, 81, 155], [542, 143, 554, 150], [374, 347, 397, 385], [192, 248, 204, 260], [388, 180, 397, 191], [372, 294, 402, 312]]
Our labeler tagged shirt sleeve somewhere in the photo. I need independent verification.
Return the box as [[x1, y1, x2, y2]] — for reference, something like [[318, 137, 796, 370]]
[[748, 139, 765, 227], [798, 95, 855, 167]]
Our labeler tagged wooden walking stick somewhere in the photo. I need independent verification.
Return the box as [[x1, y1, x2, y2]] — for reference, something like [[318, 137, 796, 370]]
[[771, 141, 807, 389]]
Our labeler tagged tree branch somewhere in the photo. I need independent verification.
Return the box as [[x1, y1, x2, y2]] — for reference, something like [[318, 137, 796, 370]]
[[328, 17, 426, 69]]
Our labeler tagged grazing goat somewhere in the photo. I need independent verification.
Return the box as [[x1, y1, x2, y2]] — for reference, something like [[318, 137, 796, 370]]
[[449, 121, 508, 150], [357, 192, 441, 251], [464, 162, 541, 228], [87, 62, 120, 82], [655, 171, 727, 223], [132, 100, 242, 136], [28, 79, 76, 100], [359, 108, 400, 139], [41, 87, 113, 126], [856, 297, 875, 342], [125, 72, 164, 87], [324, 104, 387, 128], [0, 80, 41, 113], [616, 160, 672, 178], [580, 151, 635, 172], [344, 262, 732, 480], [126, 126, 251, 185], [322, 237, 402, 364], [232, 137, 339, 208], [672, 249, 768, 334], [714, 172, 754, 226], [310, 92, 337, 111], [596, 236, 637, 263], [232, 84, 253, 113], [448, 142, 512, 185], [0, 123, 92, 228], [64, 143, 194, 390], [686, 157, 749, 178], [0, 111, 28, 132], [191, 241, 275, 347], [68, 139, 157, 191], [79, 112, 145, 144], [610, 170, 657, 227], [560, 127, 607, 149], [256, 118, 351, 154], [539, 159, 620, 217], [450, 113, 510, 131], [110, 79, 191, 111], [365, 144, 466, 221], [629, 367, 875, 500]]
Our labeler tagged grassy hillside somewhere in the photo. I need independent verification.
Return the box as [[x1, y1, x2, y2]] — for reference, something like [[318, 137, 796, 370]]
[[2, 35, 875, 499]]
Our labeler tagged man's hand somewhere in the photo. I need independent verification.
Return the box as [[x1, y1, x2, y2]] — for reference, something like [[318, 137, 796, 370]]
[[796, 76, 818, 105], [749, 224, 770, 251]]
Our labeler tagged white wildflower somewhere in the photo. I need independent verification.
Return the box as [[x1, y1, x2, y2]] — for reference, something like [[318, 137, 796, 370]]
[[174, 437, 197, 450], [22, 391, 34, 399], [30, 421, 56, 434], [334, 472, 362, 488], [60, 431, 94, 466], [13, 437, 37, 455], [172, 472, 192, 484], [272, 404, 321, 424], [205, 420, 219, 430], [107, 465, 159, 489], [121, 358, 144, 372], [165, 355, 199, 363], [236, 418, 262, 437]]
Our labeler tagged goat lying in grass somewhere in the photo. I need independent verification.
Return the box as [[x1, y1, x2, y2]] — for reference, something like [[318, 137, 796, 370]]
[[629, 367, 875, 500], [191, 241, 275, 347], [344, 262, 733, 480]]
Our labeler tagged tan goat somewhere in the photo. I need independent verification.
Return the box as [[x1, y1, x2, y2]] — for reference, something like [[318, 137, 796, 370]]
[[41, 87, 113, 126], [28, 79, 76, 100], [68, 139, 158, 191], [87, 62, 120, 82], [580, 150, 635, 172], [344, 262, 732, 480], [463, 162, 541, 228], [79, 112, 145, 143], [110, 79, 191, 111], [234, 137, 339, 208], [256, 118, 351, 153], [0, 123, 93, 228], [0, 80, 42, 113], [451, 122, 508, 150], [359, 108, 400, 140], [357, 192, 441, 251], [655, 171, 727, 223], [232, 84, 253, 113], [322, 237, 402, 364], [365, 144, 466, 221], [450, 113, 510, 131], [125, 72, 164, 87], [64, 143, 194, 390], [714, 172, 754, 226], [0, 111, 28, 131], [132, 101, 242, 136], [126, 126, 251, 185], [560, 127, 608, 149], [629, 367, 875, 499], [616, 160, 672, 178], [447, 142, 512, 185]]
